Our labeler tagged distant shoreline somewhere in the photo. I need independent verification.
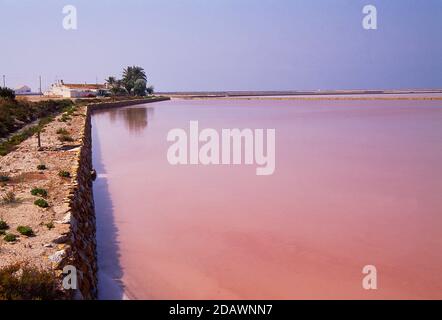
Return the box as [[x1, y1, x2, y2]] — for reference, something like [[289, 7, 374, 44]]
[[159, 89, 442, 100]]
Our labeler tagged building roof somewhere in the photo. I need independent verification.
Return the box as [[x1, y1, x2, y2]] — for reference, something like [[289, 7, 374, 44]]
[[15, 85, 31, 90], [62, 83, 107, 90]]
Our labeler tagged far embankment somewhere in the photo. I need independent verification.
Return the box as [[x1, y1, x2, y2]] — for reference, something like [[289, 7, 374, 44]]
[[159, 89, 442, 100]]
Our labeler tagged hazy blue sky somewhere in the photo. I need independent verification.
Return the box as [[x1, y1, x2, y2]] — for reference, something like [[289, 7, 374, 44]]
[[0, 0, 441, 92]]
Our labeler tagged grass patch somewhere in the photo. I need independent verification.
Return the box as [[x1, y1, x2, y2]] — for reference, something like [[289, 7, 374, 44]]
[[56, 128, 69, 135], [16, 226, 34, 237], [58, 170, 70, 178], [0, 263, 62, 300], [34, 198, 49, 208], [31, 188, 48, 198], [63, 105, 77, 116], [3, 233, 17, 242], [58, 114, 72, 123]]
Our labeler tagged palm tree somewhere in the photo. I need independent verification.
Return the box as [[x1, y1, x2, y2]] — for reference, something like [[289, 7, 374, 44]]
[[105, 76, 127, 96], [122, 66, 147, 95], [105, 76, 117, 87]]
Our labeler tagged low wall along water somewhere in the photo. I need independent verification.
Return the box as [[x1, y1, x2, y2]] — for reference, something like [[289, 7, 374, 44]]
[[64, 97, 169, 299]]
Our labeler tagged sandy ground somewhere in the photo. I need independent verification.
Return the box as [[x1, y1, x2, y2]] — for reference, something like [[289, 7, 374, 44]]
[[0, 106, 86, 269]]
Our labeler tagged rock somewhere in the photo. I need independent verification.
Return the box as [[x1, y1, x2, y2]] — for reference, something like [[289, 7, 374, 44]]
[[56, 212, 71, 224], [57, 224, 71, 235], [43, 243, 54, 248], [52, 234, 69, 244], [91, 169, 97, 181], [53, 204, 70, 216], [48, 249, 67, 266]]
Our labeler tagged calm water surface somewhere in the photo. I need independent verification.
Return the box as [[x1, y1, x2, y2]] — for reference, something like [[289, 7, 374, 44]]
[[92, 98, 442, 299]]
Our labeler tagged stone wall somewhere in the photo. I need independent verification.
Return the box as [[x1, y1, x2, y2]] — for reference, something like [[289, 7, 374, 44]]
[[88, 96, 170, 111], [61, 106, 96, 299], [63, 97, 170, 299]]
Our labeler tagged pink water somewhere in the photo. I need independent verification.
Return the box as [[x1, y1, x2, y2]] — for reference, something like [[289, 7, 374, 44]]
[[92, 98, 442, 299]]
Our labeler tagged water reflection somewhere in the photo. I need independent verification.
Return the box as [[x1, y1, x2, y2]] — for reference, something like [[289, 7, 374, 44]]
[[120, 108, 148, 133], [102, 107, 154, 134]]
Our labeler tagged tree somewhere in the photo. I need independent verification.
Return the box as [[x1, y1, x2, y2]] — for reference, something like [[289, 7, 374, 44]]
[[105, 76, 117, 87], [106, 66, 151, 97], [146, 85, 154, 95], [133, 79, 147, 96], [122, 66, 147, 95], [0, 87, 15, 100], [110, 85, 127, 96], [106, 77, 127, 96]]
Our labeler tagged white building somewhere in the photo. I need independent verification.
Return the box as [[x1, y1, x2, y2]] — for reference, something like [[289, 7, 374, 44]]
[[45, 80, 108, 98], [15, 85, 32, 95]]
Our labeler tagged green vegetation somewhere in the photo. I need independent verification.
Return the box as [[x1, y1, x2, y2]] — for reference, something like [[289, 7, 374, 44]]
[[1, 191, 18, 204], [0, 220, 8, 230], [56, 128, 69, 135], [37, 164, 47, 170], [3, 233, 17, 242], [133, 79, 147, 96], [30, 188, 48, 198], [106, 66, 153, 96], [0, 97, 73, 139], [45, 221, 54, 230], [105, 76, 125, 96], [58, 170, 70, 178], [0, 95, 77, 155], [57, 128, 75, 142], [0, 87, 15, 99], [0, 263, 61, 300], [146, 85, 154, 95], [58, 113, 72, 122], [122, 66, 147, 94], [0, 115, 56, 156], [16, 226, 34, 237], [34, 198, 49, 208]]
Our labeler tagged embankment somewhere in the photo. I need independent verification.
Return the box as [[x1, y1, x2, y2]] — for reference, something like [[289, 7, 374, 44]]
[[41, 97, 170, 299]]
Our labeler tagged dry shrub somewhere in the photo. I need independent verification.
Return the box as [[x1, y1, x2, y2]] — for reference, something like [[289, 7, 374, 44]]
[[0, 263, 62, 300]]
